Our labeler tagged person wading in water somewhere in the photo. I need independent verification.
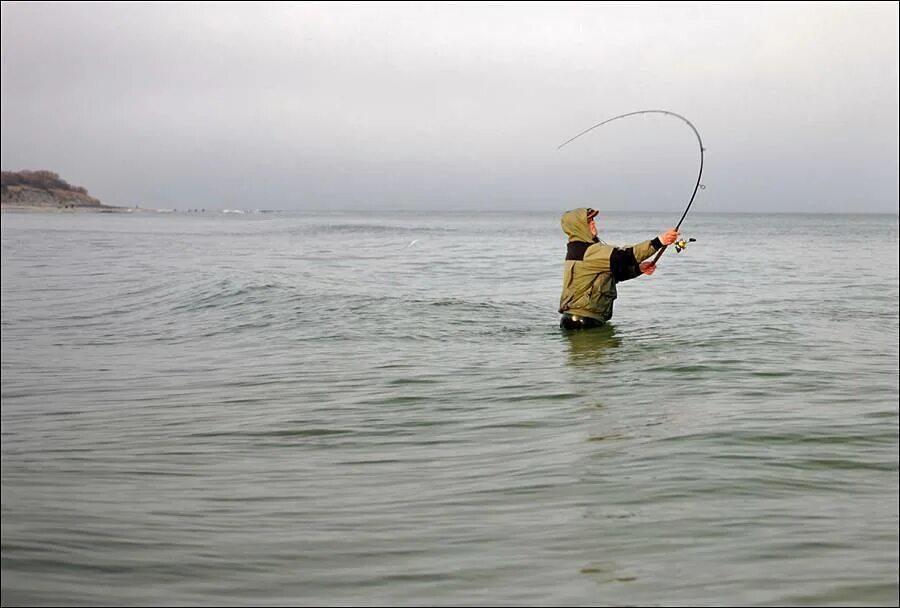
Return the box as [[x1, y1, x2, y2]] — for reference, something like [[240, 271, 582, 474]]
[[558, 207, 679, 330]]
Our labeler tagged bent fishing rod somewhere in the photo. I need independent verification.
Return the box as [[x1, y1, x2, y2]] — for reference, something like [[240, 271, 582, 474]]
[[557, 109, 705, 265]]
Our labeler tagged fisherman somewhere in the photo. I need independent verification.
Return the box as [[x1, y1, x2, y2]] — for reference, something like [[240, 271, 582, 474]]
[[558, 207, 679, 330]]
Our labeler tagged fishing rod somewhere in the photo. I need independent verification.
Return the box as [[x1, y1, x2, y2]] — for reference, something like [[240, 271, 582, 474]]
[[557, 109, 705, 265]]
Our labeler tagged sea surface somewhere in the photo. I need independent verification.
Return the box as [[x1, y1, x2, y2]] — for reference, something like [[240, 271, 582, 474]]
[[2, 210, 898, 607]]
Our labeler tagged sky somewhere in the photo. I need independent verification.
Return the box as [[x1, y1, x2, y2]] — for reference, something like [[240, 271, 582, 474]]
[[1, 1, 898, 213]]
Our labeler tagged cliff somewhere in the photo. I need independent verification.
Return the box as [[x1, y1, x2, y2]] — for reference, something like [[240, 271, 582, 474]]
[[1, 170, 121, 210]]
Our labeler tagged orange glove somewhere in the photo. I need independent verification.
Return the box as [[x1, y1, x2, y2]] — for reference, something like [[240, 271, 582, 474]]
[[659, 228, 680, 246], [640, 262, 656, 276]]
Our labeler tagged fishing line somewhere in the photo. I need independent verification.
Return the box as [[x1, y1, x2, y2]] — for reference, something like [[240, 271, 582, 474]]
[[557, 109, 705, 265]]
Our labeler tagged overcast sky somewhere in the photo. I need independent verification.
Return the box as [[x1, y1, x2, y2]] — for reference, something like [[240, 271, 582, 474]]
[[2, 1, 898, 212]]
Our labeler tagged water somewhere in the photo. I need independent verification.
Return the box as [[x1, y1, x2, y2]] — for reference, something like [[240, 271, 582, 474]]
[[2, 210, 898, 607]]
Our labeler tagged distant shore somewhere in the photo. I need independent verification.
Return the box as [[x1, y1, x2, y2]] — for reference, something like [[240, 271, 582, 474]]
[[0, 185, 129, 212], [1, 203, 134, 213], [0, 170, 134, 213]]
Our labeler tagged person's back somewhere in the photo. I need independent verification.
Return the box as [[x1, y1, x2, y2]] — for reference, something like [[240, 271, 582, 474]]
[[558, 207, 678, 330]]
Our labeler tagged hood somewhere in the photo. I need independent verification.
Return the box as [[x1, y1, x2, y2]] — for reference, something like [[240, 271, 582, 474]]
[[560, 207, 596, 243]]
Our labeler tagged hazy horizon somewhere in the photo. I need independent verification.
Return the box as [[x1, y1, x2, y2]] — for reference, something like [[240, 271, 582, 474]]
[[2, 1, 898, 214]]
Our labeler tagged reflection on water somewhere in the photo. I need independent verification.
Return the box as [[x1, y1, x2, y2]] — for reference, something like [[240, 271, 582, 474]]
[[562, 323, 623, 366]]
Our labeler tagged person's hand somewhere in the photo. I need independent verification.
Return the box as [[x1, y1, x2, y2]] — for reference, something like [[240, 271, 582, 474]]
[[659, 228, 680, 246], [640, 262, 656, 276]]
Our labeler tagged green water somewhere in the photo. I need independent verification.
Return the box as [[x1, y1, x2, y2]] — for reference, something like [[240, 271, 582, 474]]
[[2, 210, 898, 606]]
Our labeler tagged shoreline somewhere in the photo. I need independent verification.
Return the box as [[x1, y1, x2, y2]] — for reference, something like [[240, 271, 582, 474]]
[[1, 203, 136, 213]]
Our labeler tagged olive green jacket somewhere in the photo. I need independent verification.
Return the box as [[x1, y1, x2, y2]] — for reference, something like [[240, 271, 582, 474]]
[[558, 208, 662, 322]]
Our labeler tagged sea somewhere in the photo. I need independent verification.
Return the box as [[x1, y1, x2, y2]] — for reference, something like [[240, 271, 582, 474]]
[[2, 210, 898, 607]]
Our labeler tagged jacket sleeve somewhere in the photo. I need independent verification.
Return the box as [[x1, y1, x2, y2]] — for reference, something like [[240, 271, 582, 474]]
[[609, 237, 663, 282]]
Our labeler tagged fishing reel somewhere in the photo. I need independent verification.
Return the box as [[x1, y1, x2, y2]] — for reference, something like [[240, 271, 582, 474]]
[[674, 237, 696, 253]]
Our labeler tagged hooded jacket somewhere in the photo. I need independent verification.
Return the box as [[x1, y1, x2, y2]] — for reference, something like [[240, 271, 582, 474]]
[[558, 208, 663, 322]]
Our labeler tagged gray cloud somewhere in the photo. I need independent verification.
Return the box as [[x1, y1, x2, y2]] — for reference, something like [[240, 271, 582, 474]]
[[2, 1, 897, 212]]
